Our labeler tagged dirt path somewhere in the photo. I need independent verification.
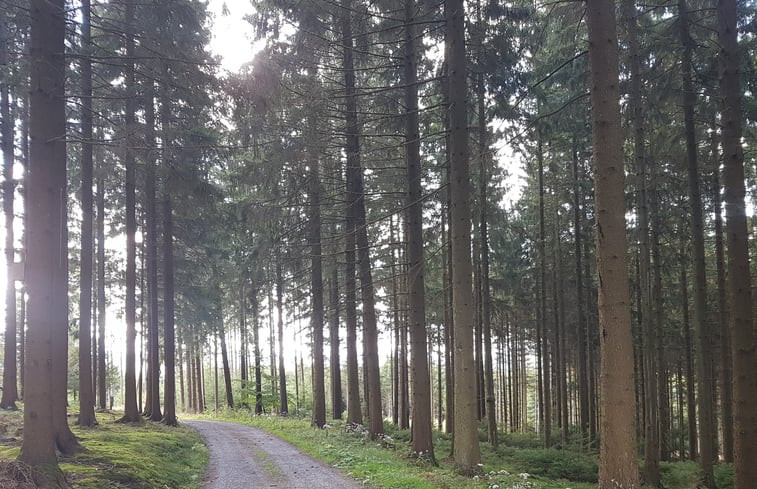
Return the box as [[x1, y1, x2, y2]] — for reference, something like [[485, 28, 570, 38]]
[[185, 420, 363, 489]]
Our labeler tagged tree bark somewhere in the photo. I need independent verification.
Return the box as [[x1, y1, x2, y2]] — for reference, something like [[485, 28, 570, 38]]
[[717, 0, 757, 485], [679, 248, 697, 460], [343, 0, 383, 439], [447, 0, 481, 470], [345, 199, 362, 425], [307, 88, 326, 428], [276, 259, 288, 414], [96, 172, 106, 410], [218, 307, 234, 408], [251, 292, 263, 415], [586, 0, 640, 487], [329, 264, 342, 419], [0, 19, 18, 410], [710, 117, 733, 463], [536, 132, 551, 447], [572, 137, 589, 443], [404, 0, 434, 460], [120, 0, 140, 423], [160, 59, 176, 425], [77, 0, 97, 427], [679, 0, 715, 484], [19, 0, 66, 468]]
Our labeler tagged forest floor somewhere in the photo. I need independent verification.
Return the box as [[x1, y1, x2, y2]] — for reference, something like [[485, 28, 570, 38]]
[[189, 411, 735, 489], [0, 407, 735, 489], [186, 419, 362, 488], [0, 408, 207, 488]]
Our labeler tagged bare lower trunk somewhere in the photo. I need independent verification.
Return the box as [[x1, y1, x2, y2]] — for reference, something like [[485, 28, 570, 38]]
[[586, 0, 639, 486], [276, 259, 288, 414], [19, 0, 66, 467], [717, 0, 757, 486], [77, 0, 96, 427], [120, 0, 140, 422], [447, 0, 481, 470], [403, 0, 434, 459], [679, 0, 715, 484], [0, 28, 18, 410]]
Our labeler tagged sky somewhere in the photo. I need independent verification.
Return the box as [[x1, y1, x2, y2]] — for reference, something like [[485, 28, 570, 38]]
[[207, 0, 259, 72]]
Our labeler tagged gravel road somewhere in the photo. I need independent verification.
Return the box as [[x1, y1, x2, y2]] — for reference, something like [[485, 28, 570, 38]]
[[185, 420, 363, 489]]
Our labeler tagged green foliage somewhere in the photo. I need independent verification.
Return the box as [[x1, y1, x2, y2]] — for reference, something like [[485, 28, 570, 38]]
[[714, 463, 734, 489], [498, 447, 597, 483]]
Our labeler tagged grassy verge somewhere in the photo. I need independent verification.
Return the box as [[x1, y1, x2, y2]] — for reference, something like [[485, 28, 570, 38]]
[[0, 408, 207, 489], [189, 410, 596, 489]]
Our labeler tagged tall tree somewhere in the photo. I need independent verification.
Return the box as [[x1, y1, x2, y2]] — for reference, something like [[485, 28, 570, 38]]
[[77, 0, 97, 427], [717, 0, 757, 486], [307, 75, 326, 428], [119, 0, 140, 422], [19, 0, 66, 471], [624, 0, 657, 482], [0, 15, 18, 411], [160, 43, 176, 426], [342, 0, 383, 439], [585, 0, 640, 487], [447, 0, 481, 471], [96, 171, 106, 410], [678, 0, 715, 484], [403, 0, 434, 461]]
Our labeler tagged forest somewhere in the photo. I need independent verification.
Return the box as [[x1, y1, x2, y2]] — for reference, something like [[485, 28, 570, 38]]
[[0, 0, 755, 488]]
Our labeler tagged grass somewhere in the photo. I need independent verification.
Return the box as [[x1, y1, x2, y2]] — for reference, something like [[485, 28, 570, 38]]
[[191, 409, 736, 489], [0, 408, 207, 489], [190, 410, 597, 489]]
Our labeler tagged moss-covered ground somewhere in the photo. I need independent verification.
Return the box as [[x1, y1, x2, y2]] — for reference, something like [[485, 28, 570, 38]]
[[0, 408, 207, 489]]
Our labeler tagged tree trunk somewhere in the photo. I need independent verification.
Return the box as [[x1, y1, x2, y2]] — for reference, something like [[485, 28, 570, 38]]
[[717, 0, 757, 485], [251, 292, 263, 415], [572, 137, 590, 443], [97, 173, 106, 410], [160, 61, 176, 426], [77, 0, 96, 427], [710, 117, 733, 463], [344, 198, 362, 425], [624, 0, 658, 479], [19, 0, 66, 468], [390, 217, 400, 426], [329, 264, 342, 419], [536, 132, 551, 447], [679, 0, 715, 484], [474, 6, 497, 445], [586, 0, 640, 487], [404, 0, 434, 459], [0, 21, 17, 410], [120, 0, 140, 423], [447, 0, 481, 470], [307, 96, 326, 428], [219, 313, 234, 408], [679, 248, 697, 460], [343, 0, 382, 439], [276, 259, 288, 414]]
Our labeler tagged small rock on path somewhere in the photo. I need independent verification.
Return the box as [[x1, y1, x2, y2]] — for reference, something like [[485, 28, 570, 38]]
[[185, 419, 363, 489]]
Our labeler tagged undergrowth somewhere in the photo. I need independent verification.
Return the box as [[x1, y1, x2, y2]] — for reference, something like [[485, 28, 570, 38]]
[[191, 408, 735, 489], [190, 409, 596, 489]]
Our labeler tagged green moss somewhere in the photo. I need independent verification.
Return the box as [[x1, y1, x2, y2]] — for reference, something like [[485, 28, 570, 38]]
[[0, 411, 206, 489], [64, 419, 207, 489]]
